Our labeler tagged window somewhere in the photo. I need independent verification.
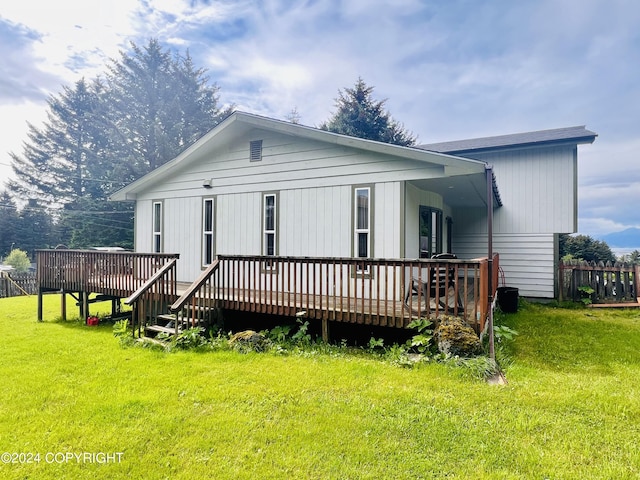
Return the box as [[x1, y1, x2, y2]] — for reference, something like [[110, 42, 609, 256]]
[[419, 206, 442, 258], [152, 201, 163, 253], [250, 140, 263, 162], [446, 216, 453, 254], [354, 187, 371, 259], [263, 193, 277, 256], [202, 197, 215, 266]]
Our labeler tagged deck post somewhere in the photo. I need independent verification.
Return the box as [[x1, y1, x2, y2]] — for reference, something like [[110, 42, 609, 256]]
[[322, 318, 329, 343], [37, 288, 43, 322], [61, 291, 67, 321]]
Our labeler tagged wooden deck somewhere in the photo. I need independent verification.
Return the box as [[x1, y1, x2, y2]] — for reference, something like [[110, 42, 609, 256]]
[[36, 249, 179, 320], [172, 255, 498, 333], [36, 250, 499, 334]]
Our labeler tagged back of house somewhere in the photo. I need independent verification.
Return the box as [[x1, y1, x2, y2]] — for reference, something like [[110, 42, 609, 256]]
[[110, 112, 596, 301]]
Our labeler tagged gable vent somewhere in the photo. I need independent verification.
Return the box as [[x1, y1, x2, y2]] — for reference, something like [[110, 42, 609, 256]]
[[250, 140, 263, 162]]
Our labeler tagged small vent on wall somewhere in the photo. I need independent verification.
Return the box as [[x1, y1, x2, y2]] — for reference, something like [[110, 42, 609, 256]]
[[250, 140, 263, 162]]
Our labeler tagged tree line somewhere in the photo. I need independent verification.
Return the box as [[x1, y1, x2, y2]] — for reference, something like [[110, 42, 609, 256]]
[[0, 39, 413, 260]]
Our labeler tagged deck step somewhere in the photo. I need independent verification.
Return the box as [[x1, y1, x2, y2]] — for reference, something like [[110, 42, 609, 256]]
[[179, 304, 211, 312], [145, 324, 179, 335], [157, 313, 177, 322]]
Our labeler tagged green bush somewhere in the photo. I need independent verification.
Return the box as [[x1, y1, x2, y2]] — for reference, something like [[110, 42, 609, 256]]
[[3, 248, 30, 272]]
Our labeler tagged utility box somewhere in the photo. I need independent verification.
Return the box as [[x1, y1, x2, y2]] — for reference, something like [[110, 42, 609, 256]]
[[497, 287, 519, 313]]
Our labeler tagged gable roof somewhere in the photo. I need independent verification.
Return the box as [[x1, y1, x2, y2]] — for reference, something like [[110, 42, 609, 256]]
[[109, 111, 499, 205], [419, 125, 597, 155]]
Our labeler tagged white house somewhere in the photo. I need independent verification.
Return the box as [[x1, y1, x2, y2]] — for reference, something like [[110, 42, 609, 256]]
[[110, 111, 596, 301]]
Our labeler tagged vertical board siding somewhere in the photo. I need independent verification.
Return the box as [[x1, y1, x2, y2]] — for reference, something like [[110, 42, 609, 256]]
[[135, 200, 153, 253], [217, 192, 262, 257], [279, 186, 351, 257], [453, 233, 555, 298], [374, 182, 402, 259], [163, 197, 201, 280], [467, 146, 576, 233]]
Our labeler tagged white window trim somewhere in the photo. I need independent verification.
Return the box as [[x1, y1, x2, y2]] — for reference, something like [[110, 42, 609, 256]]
[[354, 187, 371, 259], [152, 200, 163, 253], [202, 197, 215, 266], [263, 193, 277, 257]]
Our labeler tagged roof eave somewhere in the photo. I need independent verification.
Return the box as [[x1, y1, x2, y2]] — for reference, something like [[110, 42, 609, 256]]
[[440, 135, 597, 156]]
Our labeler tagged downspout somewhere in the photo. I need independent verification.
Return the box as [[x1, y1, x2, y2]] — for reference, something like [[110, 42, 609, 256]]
[[485, 164, 495, 360]]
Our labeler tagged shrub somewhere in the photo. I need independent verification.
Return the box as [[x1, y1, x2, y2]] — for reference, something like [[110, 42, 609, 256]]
[[3, 248, 30, 272]]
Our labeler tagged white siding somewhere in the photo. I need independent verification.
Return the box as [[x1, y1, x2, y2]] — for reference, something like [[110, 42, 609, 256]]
[[280, 186, 351, 257], [138, 181, 403, 282], [374, 182, 402, 259], [464, 145, 577, 234], [135, 200, 152, 253], [217, 192, 262, 256], [453, 233, 556, 298], [133, 131, 448, 202], [130, 128, 575, 296]]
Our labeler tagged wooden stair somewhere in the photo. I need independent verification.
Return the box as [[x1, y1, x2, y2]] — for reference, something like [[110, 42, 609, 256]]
[[142, 304, 214, 342]]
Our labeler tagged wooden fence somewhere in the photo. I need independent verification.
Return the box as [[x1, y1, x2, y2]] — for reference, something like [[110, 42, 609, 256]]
[[0, 272, 37, 298], [558, 260, 640, 304]]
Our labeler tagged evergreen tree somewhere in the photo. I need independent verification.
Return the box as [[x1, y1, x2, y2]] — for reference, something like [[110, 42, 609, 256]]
[[559, 234, 616, 264], [105, 39, 230, 179], [320, 77, 416, 146], [0, 191, 19, 257], [15, 200, 57, 258], [8, 39, 229, 249], [9, 78, 107, 205]]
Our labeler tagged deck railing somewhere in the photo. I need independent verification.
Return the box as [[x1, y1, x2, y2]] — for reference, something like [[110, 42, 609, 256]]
[[125, 258, 178, 336], [559, 259, 639, 304], [36, 249, 180, 297], [176, 254, 499, 333], [170, 259, 220, 329]]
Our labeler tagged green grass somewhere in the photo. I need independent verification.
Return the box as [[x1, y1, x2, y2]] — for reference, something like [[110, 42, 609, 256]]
[[1, 296, 639, 479]]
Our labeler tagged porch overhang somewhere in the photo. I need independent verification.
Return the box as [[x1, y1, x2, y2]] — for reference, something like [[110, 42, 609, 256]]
[[409, 170, 502, 208]]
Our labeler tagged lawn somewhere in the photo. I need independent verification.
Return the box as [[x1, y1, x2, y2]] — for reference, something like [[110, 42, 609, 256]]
[[0, 295, 639, 479]]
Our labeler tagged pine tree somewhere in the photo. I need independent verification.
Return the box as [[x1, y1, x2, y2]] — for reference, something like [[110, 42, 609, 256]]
[[15, 200, 57, 258], [105, 39, 230, 178], [8, 39, 229, 249], [320, 78, 416, 146], [9, 78, 107, 205], [0, 191, 19, 257]]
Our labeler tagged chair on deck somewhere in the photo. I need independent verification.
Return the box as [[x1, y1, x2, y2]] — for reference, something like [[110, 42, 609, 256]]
[[404, 253, 463, 314]]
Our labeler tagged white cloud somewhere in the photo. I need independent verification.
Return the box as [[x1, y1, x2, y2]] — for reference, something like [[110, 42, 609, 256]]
[[1, 1, 139, 83]]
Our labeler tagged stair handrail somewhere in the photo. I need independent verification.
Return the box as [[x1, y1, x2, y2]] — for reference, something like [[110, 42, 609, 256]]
[[125, 258, 178, 305], [170, 259, 220, 313]]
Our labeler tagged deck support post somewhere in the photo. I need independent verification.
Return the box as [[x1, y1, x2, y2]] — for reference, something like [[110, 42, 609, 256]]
[[78, 291, 89, 320], [61, 291, 66, 321], [37, 288, 43, 322], [322, 318, 329, 343]]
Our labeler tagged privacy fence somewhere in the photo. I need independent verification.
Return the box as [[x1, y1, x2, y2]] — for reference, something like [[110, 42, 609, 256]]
[[558, 260, 639, 304], [0, 272, 37, 298]]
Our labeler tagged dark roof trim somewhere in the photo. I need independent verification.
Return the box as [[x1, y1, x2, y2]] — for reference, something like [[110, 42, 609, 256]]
[[491, 169, 502, 207], [419, 125, 597, 155]]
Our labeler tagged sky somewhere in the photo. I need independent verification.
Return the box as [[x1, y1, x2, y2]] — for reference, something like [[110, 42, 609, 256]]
[[0, 0, 639, 240]]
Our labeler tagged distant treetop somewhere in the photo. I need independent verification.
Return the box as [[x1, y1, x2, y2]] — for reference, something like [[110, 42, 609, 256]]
[[320, 77, 416, 147]]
